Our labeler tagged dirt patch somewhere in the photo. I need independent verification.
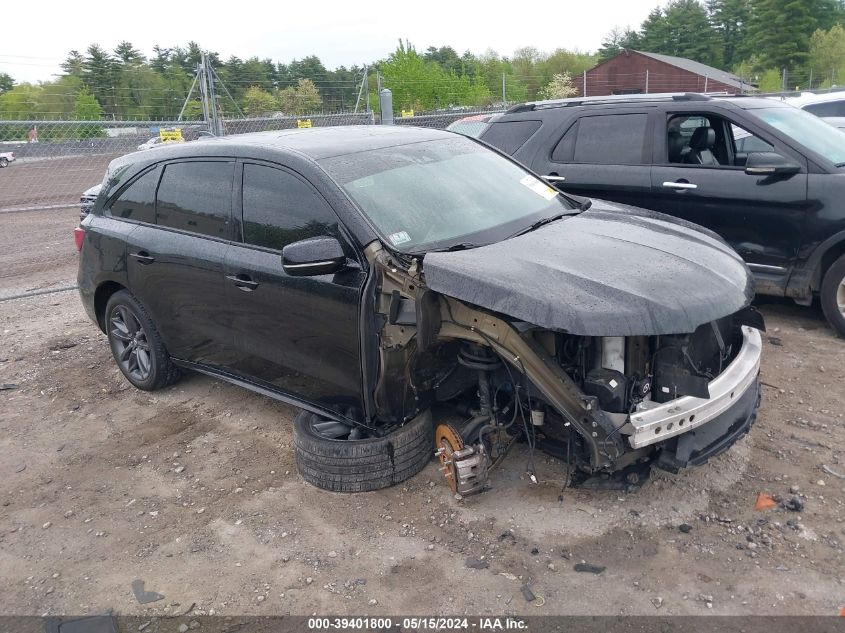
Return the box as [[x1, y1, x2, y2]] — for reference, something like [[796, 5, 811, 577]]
[[0, 291, 843, 617]]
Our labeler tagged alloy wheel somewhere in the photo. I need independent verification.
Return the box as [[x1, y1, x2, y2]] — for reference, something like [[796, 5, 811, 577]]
[[838, 275, 845, 319], [110, 305, 152, 382]]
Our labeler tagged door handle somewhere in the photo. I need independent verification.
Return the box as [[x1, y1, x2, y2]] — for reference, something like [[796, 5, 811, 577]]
[[662, 181, 698, 190], [226, 274, 259, 291], [130, 251, 155, 265], [543, 175, 566, 183]]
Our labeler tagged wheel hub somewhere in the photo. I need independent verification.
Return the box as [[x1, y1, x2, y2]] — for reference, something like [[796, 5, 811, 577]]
[[435, 423, 465, 493]]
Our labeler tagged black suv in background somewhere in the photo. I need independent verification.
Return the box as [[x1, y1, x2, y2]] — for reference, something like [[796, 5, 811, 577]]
[[476, 93, 845, 337], [76, 126, 764, 495]]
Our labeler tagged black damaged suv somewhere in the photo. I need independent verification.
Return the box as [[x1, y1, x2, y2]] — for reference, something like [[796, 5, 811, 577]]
[[77, 126, 764, 495], [473, 93, 845, 337]]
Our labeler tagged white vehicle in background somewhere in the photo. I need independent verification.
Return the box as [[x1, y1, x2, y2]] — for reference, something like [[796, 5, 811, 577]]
[[780, 90, 845, 126], [137, 137, 181, 151], [0, 151, 15, 168]]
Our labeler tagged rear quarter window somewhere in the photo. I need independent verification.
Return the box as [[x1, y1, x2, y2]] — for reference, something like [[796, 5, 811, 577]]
[[571, 113, 649, 165], [804, 100, 845, 118], [481, 120, 542, 154], [107, 167, 160, 223]]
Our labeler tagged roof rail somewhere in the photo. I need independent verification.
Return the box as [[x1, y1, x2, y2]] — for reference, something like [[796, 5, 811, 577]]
[[505, 92, 713, 114]]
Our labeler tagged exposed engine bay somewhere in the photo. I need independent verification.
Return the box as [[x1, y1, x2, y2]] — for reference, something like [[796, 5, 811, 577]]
[[364, 241, 765, 496]]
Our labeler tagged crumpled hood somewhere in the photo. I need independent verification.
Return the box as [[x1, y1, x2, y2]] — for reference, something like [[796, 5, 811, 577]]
[[422, 199, 754, 336]]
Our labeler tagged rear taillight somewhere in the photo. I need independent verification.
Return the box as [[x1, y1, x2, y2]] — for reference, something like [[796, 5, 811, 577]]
[[74, 227, 85, 251]]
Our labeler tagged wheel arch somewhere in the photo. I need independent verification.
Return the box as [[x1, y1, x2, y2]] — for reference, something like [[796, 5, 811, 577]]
[[816, 239, 845, 290], [94, 280, 127, 332], [790, 230, 845, 299]]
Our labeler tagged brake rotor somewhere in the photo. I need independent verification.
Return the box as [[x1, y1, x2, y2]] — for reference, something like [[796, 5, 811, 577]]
[[435, 423, 465, 493]]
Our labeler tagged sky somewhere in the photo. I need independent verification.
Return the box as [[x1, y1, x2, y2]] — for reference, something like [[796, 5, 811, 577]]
[[1, 0, 660, 83]]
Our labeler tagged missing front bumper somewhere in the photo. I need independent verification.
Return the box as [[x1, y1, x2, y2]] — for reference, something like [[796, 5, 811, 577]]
[[626, 326, 762, 450]]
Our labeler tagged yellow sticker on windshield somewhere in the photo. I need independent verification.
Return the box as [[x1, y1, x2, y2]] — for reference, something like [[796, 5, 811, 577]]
[[520, 175, 558, 201]]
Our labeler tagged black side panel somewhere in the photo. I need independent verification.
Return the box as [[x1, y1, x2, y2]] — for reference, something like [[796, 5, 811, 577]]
[[224, 242, 366, 413], [77, 215, 134, 326], [126, 225, 232, 364]]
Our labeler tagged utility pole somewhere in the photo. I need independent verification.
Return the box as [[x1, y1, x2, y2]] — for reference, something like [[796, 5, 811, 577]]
[[583, 70, 587, 97], [782, 68, 787, 92], [177, 54, 235, 129], [204, 53, 223, 136], [645, 69, 649, 94], [502, 73, 506, 104], [198, 56, 211, 130], [355, 65, 369, 114]]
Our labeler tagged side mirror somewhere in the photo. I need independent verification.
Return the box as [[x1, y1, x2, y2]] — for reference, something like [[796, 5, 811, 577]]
[[282, 236, 346, 277], [745, 152, 801, 176]]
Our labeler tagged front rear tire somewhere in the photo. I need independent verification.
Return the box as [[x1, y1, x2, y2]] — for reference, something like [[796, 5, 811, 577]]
[[105, 290, 180, 390], [821, 254, 845, 338]]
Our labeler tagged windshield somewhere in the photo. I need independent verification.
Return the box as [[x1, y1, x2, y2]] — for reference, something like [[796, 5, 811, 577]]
[[751, 106, 845, 165], [320, 136, 572, 252]]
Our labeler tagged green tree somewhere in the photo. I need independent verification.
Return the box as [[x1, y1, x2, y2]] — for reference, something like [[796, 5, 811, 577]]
[[82, 44, 118, 114], [511, 46, 543, 96], [747, 0, 839, 68], [378, 40, 490, 112], [243, 85, 278, 115], [598, 27, 641, 61], [637, 1, 720, 66], [114, 41, 145, 65], [707, 0, 752, 67], [537, 49, 597, 87], [757, 67, 783, 91], [61, 50, 85, 78], [809, 24, 845, 82], [74, 86, 103, 119], [278, 78, 323, 114], [0, 73, 14, 94], [0, 83, 41, 120]]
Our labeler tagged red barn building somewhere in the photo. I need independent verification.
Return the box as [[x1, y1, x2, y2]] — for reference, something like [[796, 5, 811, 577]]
[[579, 50, 755, 97]]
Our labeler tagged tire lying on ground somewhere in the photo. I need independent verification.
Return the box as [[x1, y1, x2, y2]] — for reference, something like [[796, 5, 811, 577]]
[[293, 409, 434, 492]]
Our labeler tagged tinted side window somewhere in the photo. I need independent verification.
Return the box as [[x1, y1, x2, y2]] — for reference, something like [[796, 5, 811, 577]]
[[108, 167, 159, 223], [572, 114, 649, 164], [551, 121, 579, 162], [481, 120, 542, 154], [242, 163, 340, 251], [156, 161, 234, 238], [804, 101, 845, 117]]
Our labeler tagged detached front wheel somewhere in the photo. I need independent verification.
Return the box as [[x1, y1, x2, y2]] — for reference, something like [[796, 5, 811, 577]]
[[821, 254, 845, 338], [293, 410, 433, 492]]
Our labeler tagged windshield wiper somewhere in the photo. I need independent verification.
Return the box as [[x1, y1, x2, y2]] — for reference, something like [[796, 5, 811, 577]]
[[510, 212, 571, 238], [441, 242, 479, 252], [561, 192, 592, 211], [835, 162, 845, 168]]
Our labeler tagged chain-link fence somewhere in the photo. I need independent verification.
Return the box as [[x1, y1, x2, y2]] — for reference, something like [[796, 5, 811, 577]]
[[0, 106, 514, 300]]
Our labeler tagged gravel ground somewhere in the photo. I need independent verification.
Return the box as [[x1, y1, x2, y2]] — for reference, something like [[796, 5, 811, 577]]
[[0, 195, 844, 618], [0, 154, 114, 211]]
